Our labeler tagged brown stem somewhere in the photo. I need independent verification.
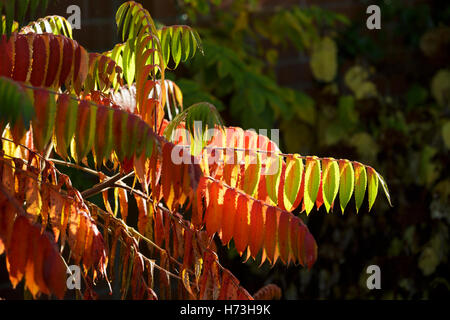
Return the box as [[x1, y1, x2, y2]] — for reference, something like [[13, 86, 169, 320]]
[[43, 141, 54, 160], [50, 158, 100, 176], [81, 171, 133, 199]]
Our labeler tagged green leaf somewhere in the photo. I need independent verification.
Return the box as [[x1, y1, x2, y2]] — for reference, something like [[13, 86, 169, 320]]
[[265, 154, 282, 205], [338, 159, 354, 214], [376, 171, 392, 207], [367, 166, 379, 211], [32, 89, 57, 152], [164, 102, 224, 156], [321, 158, 339, 213], [123, 40, 136, 87], [4, 0, 14, 38], [243, 151, 261, 197], [304, 157, 321, 215], [284, 154, 303, 211], [353, 162, 367, 213], [0, 77, 34, 131], [171, 27, 182, 68], [182, 27, 191, 62], [161, 27, 171, 68], [74, 103, 97, 161], [190, 28, 203, 55], [16, 0, 30, 25], [29, 0, 41, 22]]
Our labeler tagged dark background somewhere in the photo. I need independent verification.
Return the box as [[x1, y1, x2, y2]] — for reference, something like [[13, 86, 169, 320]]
[[1, 0, 449, 300]]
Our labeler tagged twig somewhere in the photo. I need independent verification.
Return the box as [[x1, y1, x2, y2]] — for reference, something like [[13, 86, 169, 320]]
[[43, 141, 54, 160], [81, 171, 133, 199], [50, 158, 100, 177], [89, 201, 189, 274], [92, 206, 185, 282]]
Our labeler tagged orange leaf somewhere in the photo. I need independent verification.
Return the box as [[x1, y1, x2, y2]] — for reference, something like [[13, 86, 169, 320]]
[[48, 186, 65, 242], [25, 227, 50, 297], [161, 143, 182, 210], [249, 200, 265, 260], [233, 194, 250, 256], [264, 206, 280, 265], [219, 188, 237, 246], [154, 207, 164, 247], [218, 269, 232, 300], [42, 233, 66, 299], [6, 216, 29, 288], [278, 211, 291, 264], [135, 195, 150, 236], [0, 200, 15, 254], [205, 181, 223, 237], [118, 187, 128, 222], [194, 176, 209, 228]]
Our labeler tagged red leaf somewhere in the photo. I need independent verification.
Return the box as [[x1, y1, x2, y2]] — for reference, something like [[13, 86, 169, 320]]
[[233, 194, 250, 256], [59, 37, 74, 86], [304, 229, 318, 269], [264, 207, 280, 265], [249, 200, 265, 260], [0, 34, 14, 77], [7, 216, 29, 288], [218, 270, 232, 300], [45, 34, 61, 87], [13, 34, 31, 82], [205, 181, 223, 237], [278, 211, 291, 264], [219, 188, 237, 246], [30, 35, 47, 87], [194, 176, 209, 228]]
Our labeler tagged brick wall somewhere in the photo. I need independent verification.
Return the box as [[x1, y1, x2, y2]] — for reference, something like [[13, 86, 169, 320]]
[[43, 0, 429, 89], [45, 0, 180, 52], [46, 0, 370, 50]]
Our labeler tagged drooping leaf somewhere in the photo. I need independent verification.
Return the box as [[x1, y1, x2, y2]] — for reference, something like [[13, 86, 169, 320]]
[[376, 171, 392, 207], [248, 200, 265, 260], [303, 157, 321, 215], [253, 284, 282, 300], [264, 206, 280, 265], [264, 154, 282, 205], [0, 76, 34, 133], [353, 162, 367, 212], [321, 158, 339, 213], [283, 154, 303, 211], [367, 166, 379, 211], [242, 151, 261, 197], [338, 159, 354, 214], [233, 194, 250, 256]]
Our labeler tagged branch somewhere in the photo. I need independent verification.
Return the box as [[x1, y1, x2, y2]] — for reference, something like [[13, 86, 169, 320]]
[[89, 202, 188, 282], [81, 171, 133, 199], [50, 158, 100, 176]]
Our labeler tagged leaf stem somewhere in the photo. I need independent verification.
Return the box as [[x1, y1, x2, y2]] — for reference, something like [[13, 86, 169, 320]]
[[81, 171, 133, 199], [50, 158, 100, 176]]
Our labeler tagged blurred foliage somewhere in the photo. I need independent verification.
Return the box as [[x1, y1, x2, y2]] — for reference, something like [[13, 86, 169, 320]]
[[167, 0, 450, 299], [171, 0, 349, 130]]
